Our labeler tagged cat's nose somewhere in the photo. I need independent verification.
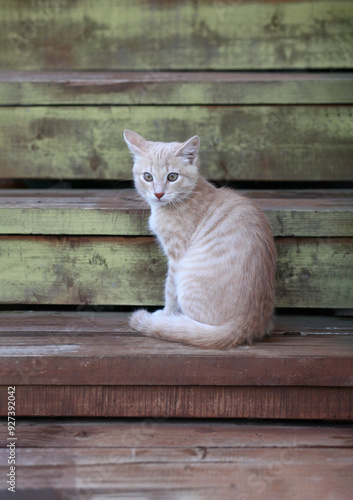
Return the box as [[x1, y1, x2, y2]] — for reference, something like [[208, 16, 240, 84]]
[[154, 192, 164, 200]]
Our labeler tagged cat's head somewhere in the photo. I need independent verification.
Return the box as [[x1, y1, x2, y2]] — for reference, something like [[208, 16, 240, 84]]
[[124, 129, 200, 206]]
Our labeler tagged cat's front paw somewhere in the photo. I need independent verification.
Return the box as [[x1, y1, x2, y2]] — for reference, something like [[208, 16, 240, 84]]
[[129, 309, 152, 333]]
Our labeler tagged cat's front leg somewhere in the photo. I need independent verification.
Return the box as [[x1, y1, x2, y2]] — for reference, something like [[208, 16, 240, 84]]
[[163, 263, 179, 314], [130, 264, 178, 333]]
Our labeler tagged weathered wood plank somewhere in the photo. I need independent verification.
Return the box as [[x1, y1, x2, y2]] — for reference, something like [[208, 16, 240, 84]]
[[0, 486, 344, 500], [2, 446, 353, 466], [0, 236, 352, 308], [1, 1, 352, 70], [276, 238, 353, 308], [1, 321, 352, 386], [1, 106, 352, 181], [1, 189, 353, 237], [1, 422, 352, 498], [1, 311, 352, 335], [0, 235, 165, 306], [0, 385, 352, 419], [0, 450, 352, 499], [0, 447, 352, 499], [1, 72, 353, 105], [2, 420, 351, 449]]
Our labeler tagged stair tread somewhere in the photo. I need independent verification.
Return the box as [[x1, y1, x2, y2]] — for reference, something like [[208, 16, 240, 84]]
[[1, 189, 352, 237], [1, 421, 352, 498], [1, 71, 352, 105], [3, 419, 352, 448], [0, 313, 352, 386]]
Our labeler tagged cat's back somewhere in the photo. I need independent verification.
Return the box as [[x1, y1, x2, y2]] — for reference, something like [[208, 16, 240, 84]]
[[194, 186, 271, 243]]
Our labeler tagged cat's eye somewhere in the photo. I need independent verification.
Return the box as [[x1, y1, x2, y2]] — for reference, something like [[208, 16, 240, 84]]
[[167, 173, 178, 182], [143, 172, 153, 182]]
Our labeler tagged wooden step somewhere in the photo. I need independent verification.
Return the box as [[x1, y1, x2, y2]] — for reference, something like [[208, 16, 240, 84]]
[[1, 72, 353, 105], [1, 104, 352, 181], [0, 312, 352, 419], [0, 420, 352, 498], [1, 70, 351, 181], [2, 1, 352, 70], [0, 190, 353, 308], [1, 189, 353, 237], [0, 190, 352, 308]]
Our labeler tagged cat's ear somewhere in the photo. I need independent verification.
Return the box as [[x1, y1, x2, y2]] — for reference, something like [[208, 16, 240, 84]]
[[175, 136, 200, 164], [123, 129, 148, 157]]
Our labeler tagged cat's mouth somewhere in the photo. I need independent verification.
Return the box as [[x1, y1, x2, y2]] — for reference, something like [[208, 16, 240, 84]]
[[151, 197, 170, 205]]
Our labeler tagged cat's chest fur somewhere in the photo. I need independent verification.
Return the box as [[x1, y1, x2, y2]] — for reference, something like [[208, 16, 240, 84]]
[[148, 178, 217, 261], [149, 205, 196, 261]]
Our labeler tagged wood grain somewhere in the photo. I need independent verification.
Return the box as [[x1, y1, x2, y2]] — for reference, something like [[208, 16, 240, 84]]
[[0, 235, 165, 306], [1, 1, 352, 70], [1, 189, 352, 237], [0, 450, 352, 499], [0, 447, 352, 497], [1, 106, 352, 180], [1, 311, 352, 335], [0, 236, 352, 307], [1, 312, 352, 386], [1, 420, 352, 496], [2, 420, 352, 449], [0, 385, 351, 419], [1, 72, 352, 105], [275, 238, 353, 308]]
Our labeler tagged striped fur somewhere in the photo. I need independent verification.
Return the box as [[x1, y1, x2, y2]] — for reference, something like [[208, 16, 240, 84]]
[[124, 130, 276, 349]]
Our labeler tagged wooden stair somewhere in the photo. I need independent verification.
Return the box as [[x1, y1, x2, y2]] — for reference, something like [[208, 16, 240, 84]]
[[0, 67, 353, 417], [0, 189, 352, 308], [1, 0, 353, 495], [0, 72, 352, 182], [1, 420, 352, 499], [1, 312, 352, 419]]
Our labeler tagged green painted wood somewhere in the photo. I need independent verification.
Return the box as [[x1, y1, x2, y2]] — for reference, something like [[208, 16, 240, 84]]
[[1, 106, 352, 181], [1, 72, 353, 105], [1, 1, 352, 70], [0, 236, 165, 306], [0, 236, 351, 308], [0, 190, 353, 237], [276, 238, 353, 308]]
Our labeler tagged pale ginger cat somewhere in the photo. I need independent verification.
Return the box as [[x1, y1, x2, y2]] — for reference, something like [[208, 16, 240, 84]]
[[124, 129, 276, 349]]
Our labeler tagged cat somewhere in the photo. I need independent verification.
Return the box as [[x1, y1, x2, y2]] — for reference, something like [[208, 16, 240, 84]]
[[124, 129, 276, 349]]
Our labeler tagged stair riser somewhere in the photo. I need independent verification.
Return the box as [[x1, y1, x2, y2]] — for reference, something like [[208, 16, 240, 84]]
[[1, 386, 351, 420], [2, 1, 352, 70], [0, 236, 352, 308], [1, 106, 352, 181]]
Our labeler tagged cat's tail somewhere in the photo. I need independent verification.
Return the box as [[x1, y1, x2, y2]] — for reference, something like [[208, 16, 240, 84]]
[[129, 309, 270, 349]]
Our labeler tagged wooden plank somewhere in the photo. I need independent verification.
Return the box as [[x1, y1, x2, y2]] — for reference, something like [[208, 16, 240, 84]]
[[1, 189, 353, 237], [1, 1, 352, 70], [1, 106, 352, 181], [2, 458, 352, 500], [2, 420, 351, 449], [1, 72, 353, 105], [1, 446, 353, 466], [1, 421, 352, 498], [0, 236, 352, 308], [1, 333, 352, 386], [0, 386, 351, 419], [0, 447, 352, 499], [276, 238, 353, 308], [1, 311, 352, 335], [0, 235, 165, 306]]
